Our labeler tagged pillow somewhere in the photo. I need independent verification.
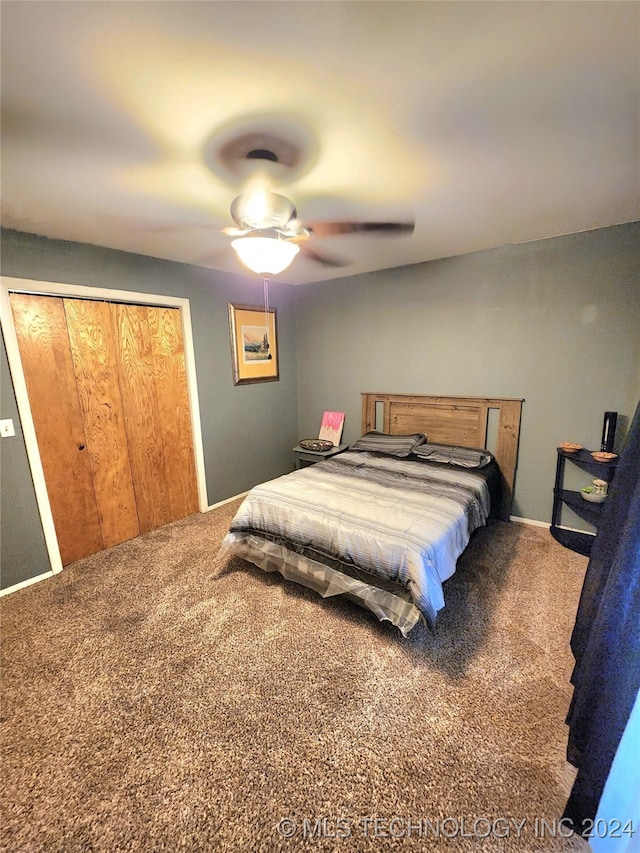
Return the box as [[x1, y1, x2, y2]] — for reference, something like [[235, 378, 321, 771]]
[[413, 443, 493, 468], [350, 431, 426, 457]]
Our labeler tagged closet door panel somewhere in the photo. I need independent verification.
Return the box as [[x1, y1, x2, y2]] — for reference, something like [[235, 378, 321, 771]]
[[64, 299, 141, 547], [9, 293, 104, 564], [114, 303, 172, 533], [147, 307, 199, 521]]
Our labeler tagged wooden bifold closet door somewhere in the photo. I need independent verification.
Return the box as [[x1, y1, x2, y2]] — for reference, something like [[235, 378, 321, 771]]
[[10, 293, 199, 566]]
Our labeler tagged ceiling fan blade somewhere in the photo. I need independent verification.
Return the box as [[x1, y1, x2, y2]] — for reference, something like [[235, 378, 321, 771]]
[[221, 226, 251, 236], [300, 245, 350, 267], [305, 220, 415, 238]]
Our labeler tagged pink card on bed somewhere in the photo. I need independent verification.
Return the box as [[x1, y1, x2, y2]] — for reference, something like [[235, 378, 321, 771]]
[[318, 411, 345, 445]]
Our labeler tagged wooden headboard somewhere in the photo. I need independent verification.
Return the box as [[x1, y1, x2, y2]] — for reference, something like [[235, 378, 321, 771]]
[[361, 392, 524, 521]]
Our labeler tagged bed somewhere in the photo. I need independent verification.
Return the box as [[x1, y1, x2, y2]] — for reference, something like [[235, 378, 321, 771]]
[[218, 393, 523, 635]]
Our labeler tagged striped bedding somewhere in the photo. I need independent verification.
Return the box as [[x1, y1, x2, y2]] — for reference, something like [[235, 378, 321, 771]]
[[218, 450, 498, 633]]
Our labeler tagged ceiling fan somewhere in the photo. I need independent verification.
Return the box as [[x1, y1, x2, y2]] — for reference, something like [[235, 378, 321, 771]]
[[105, 138, 415, 275], [222, 182, 415, 275]]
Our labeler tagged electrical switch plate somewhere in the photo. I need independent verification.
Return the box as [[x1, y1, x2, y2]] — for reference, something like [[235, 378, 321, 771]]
[[0, 419, 16, 438]]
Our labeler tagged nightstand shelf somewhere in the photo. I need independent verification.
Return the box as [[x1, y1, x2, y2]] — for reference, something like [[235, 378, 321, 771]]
[[293, 443, 349, 469], [550, 448, 617, 557]]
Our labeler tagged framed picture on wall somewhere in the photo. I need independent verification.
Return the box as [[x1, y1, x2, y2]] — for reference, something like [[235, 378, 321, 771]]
[[228, 302, 279, 385]]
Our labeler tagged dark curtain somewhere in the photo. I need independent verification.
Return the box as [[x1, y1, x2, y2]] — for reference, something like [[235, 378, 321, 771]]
[[563, 400, 640, 833]]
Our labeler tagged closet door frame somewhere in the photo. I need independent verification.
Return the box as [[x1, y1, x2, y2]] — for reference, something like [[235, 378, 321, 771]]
[[1, 277, 209, 574]]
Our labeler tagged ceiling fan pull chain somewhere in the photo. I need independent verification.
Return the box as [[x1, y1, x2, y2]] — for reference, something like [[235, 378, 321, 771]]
[[263, 277, 270, 350]]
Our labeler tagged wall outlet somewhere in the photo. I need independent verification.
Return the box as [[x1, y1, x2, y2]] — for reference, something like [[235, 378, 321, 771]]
[[0, 419, 16, 438]]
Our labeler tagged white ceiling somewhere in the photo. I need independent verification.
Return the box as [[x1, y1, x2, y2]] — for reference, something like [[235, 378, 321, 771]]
[[2, 1, 638, 285]]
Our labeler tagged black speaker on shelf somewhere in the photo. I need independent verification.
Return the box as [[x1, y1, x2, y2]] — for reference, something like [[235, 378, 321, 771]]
[[601, 411, 617, 452]]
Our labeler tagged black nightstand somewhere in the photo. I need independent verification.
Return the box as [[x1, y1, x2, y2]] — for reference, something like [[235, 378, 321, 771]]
[[550, 447, 618, 556], [292, 443, 349, 470]]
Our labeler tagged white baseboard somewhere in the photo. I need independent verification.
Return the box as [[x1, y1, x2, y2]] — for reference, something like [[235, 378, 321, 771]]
[[510, 515, 550, 528], [552, 523, 596, 536], [206, 492, 248, 512], [510, 516, 596, 537], [0, 570, 55, 598]]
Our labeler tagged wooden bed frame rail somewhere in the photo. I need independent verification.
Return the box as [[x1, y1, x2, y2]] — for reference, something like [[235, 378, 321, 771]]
[[362, 393, 524, 521]]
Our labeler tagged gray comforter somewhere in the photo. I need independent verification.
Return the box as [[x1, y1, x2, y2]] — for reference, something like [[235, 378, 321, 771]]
[[219, 450, 493, 627]]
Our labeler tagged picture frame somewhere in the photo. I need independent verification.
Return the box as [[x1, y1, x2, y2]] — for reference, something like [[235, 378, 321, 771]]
[[228, 302, 279, 385]]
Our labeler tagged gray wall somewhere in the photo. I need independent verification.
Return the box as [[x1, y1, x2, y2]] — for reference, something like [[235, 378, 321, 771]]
[[0, 337, 49, 587], [1, 230, 299, 588], [295, 223, 640, 523]]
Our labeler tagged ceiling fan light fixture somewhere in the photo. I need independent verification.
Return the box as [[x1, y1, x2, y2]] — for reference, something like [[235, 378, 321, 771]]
[[231, 190, 297, 230], [231, 234, 300, 275]]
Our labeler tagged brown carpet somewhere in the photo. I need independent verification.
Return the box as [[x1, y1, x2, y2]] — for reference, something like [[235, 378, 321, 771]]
[[1, 504, 590, 852]]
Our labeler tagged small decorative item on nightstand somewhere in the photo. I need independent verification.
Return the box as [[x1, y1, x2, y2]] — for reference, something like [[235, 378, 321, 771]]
[[299, 439, 334, 452], [558, 442, 584, 454], [592, 478, 608, 495], [581, 482, 607, 503], [591, 451, 618, 463], [601, 411, 617, 452]]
